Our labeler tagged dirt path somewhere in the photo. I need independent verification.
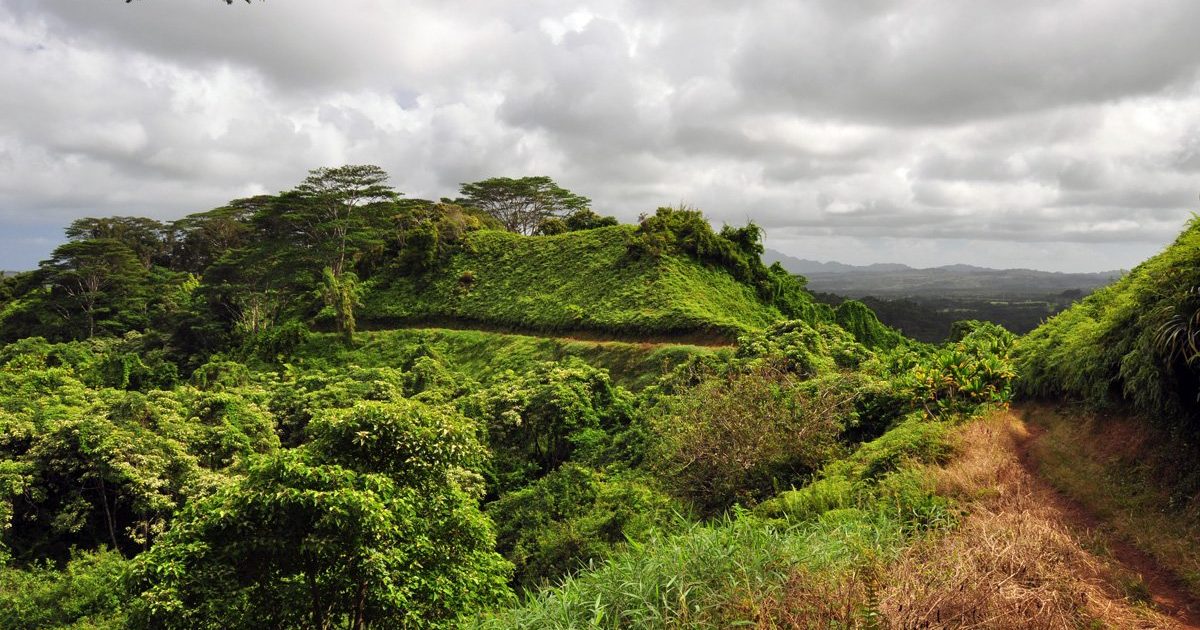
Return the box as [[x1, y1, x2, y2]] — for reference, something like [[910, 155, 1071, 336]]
[[1013, 409, 1200, 628], [349, 318, 738, 348]]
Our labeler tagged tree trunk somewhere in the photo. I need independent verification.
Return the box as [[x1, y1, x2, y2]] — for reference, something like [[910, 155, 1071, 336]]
[[98, 477, 119, 550]]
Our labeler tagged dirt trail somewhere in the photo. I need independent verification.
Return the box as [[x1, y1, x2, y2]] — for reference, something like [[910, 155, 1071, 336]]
[[349, 318, 738, 348], [1012, 407, 1200, 628]]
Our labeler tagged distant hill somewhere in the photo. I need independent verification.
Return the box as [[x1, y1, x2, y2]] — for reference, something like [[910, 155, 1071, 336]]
[[765, 249, 1122, 298], [764, 251, 909, 274], [364, 227, 820, 340]]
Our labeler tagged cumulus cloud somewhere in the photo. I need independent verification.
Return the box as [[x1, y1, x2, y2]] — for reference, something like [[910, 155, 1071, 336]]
[[1, 0, 1198, 271]]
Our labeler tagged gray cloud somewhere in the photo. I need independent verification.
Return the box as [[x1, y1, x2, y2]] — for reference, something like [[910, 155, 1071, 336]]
[[1, 0, 1198, 272]]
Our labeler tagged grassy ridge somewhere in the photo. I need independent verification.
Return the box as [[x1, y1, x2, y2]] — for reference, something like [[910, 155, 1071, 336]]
[[363, 227, 787, 339], [1015, 218, 1200, 424], [288, 328, 724, 391]]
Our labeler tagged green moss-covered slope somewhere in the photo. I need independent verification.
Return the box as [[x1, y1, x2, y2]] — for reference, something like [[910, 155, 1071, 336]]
[[363, 226, 796, 339], [1015, 218, 1200, 425]]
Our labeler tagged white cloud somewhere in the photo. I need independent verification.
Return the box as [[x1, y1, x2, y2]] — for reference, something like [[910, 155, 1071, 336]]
[[0, 0, 1198, 272]]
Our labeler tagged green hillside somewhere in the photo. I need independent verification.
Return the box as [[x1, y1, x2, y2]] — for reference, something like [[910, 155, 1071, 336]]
[[363, 226, 805, 340], [1015, 217, 1200, 426]]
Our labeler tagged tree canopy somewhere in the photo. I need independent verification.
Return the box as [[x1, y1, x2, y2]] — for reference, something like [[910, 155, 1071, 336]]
[[459, 176, 590, 236]]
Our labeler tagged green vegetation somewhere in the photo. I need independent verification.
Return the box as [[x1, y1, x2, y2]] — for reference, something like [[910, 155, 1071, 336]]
[[1015, 217, 1200, 427], [0, 164, 1034, 628], [476, 414, 960, 629], [363, 224, 797, 339]]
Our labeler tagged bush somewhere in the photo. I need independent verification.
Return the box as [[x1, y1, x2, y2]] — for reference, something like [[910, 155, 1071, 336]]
[[755, 414, 953, 525], [647, 365, 848, 514], [128, 400, 512, 629], [0, 548, 131, 629], [487, 465, 681, 591], [461, 360, 634, 494]]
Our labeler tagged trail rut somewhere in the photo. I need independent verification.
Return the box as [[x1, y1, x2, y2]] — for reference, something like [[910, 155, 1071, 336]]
[[1013, 406, 1200, 628]]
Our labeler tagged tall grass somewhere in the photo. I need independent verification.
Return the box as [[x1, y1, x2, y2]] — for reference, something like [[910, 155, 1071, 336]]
[[474, 415, 958, 629], [473, 510, 908, 629]]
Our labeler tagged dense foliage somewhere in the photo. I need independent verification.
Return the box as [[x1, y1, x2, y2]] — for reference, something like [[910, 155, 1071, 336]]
[[0, 164, 1026, 628], [1016, 218, 1200, 429], [363, 225, 796, 338]]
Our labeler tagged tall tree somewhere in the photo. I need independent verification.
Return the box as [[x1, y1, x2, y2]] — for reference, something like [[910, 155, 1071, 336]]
[[40, 239, 148, 339], [459, 176, 590, 236], [291, 165, 398, 278], [65, 217, 167, 270], [128, 400, 513, 629], [169, 198, 262, 273]]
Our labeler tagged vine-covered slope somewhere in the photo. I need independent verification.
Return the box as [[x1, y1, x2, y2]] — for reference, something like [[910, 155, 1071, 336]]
[[364, 226, 803, 339], [1016, 218, 1200, 426]]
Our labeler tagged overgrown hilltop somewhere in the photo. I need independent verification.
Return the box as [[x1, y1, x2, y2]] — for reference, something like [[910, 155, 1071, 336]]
[[366, 221, 803, 340], [0, 167, 902, 358]]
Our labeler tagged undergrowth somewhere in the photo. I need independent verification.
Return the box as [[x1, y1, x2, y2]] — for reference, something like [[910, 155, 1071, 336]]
[[474, 414, 959, 629]]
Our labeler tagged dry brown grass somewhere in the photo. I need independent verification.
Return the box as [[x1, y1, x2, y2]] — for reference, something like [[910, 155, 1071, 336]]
[[745, 411, 1186, 629], [1020, 403, 1200, 598], [875, 411, 1181, 629], [742, 568, 873, 629]]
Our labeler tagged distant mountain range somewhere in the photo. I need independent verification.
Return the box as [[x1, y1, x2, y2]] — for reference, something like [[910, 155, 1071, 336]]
[[764, 249, 1124, 298]]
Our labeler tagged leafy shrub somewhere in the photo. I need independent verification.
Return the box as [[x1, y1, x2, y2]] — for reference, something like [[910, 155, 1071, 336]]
[[307, 399, 486, 491], [891, 324, 1015, 417], [189, 359, 251, 391], [461, 359, 635, 494], [736, 319, 860, 375], [242, 318, 310, 361], [0, 548, 131, 629], [487, 464, 681, 591], [128, 400, 512, 630], [754, 414, 953, 524], [179, 390, 279, 470], [647, 365, 848, 514], [266, 365, 410, 446]]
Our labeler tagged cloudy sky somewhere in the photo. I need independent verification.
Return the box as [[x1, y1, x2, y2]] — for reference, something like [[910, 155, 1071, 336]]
[[2, 0, 1199, 272]]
